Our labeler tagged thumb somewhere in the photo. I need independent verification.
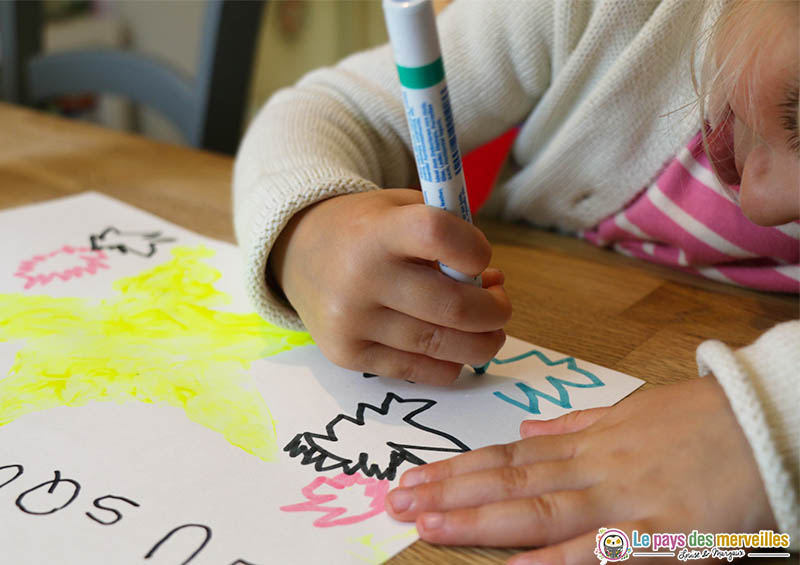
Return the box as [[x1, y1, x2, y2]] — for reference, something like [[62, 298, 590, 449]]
[[519, 406, 610, 438]]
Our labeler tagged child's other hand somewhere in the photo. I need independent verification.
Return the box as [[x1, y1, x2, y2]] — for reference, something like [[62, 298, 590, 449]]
[[386, 377, 777, 563], [270, 189, 511, 385]]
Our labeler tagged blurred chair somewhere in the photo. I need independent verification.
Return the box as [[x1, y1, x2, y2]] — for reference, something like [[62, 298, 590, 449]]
[[0, 0, 264, 154]]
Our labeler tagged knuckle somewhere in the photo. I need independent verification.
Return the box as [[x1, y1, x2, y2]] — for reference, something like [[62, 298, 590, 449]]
[[498, 465, 531, 498], [416, 325, 445, 358], [525, 493, 559, 522], [416, 208, 450, 248], [563, 411, 585, 430], [322, 296, 350, 326], [321, 299, 364, 339], [485, 443, 517, 468], [548, 412, 576, 436], [460, 507, 481, 530], [431, 460, 452, 481], [417, 480, 445, 508], [499, 442, 520, 467], [439, 292, 467, 325], [339, 250, 365, 283], [415, 460, 447, 485]]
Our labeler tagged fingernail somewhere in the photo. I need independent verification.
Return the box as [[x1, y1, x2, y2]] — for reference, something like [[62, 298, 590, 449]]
[[519, 420, 536, 438], [400, 469, 425, 487], [421, 513, 443, 531], [388, 488, 414, 514]]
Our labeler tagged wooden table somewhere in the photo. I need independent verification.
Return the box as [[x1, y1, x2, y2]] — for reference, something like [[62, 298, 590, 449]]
[[1, 102, 796, 564]]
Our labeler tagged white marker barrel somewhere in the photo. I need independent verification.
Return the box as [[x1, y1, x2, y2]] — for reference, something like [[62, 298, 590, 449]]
[[383, 0, 480, 286]]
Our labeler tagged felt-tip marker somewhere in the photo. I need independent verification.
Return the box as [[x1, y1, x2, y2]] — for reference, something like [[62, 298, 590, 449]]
[[383, 0, 481, 286]]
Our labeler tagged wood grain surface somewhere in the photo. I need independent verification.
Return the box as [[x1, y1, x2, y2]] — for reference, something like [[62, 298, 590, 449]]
[[1, 102, 796, 565]]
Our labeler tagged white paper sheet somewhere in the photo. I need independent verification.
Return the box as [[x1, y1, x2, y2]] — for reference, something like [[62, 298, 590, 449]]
[[0, 193, 643, 564]]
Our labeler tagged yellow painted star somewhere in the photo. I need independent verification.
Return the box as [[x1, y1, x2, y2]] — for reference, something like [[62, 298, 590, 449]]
[[0, 246, 313, 461]]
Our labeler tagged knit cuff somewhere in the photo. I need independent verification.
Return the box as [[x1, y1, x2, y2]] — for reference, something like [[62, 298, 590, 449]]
[[696, 321, 800, 547]]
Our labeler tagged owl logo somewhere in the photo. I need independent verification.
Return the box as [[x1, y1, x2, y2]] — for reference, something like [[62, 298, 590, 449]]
[[604, 534, 624, 559], [594, 528, 632, 563]]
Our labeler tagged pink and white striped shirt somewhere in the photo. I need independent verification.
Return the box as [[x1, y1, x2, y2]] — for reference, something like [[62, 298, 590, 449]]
[[581, 132, 800, 292]]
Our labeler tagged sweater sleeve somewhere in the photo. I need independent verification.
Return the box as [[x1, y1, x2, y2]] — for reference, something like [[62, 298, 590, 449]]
[[232, 0, 557, 330], [696, 320, 800, 546]]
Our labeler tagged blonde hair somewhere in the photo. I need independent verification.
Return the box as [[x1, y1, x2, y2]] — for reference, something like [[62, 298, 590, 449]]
[[696, 0, 798, 135], [691, 0, 800, 190]]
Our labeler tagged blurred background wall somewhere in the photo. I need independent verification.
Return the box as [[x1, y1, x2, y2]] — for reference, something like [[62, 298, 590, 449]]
[[28, 0, 389, 146], [249, 0, 387, 121]]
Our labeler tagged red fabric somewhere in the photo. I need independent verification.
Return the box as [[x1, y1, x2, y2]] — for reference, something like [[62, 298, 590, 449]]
[[462, 127, 519, 212]]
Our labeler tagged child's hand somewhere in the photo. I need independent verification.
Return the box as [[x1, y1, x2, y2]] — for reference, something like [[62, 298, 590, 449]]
[[270, 189, 511, 385], [386, 377, 777, 563]]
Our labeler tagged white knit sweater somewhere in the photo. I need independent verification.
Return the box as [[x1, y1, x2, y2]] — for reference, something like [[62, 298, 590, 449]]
[[234, 0, 798, 541]]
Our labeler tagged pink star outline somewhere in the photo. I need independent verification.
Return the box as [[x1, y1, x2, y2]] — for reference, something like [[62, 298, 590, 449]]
[[280, 472, 390, 528], [14, 246, 110, 290]]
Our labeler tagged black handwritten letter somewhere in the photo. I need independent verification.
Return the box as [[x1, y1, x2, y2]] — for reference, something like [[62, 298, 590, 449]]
[[15, 470, 80, 515], [86, 494, 140, 525], [144, 523, 212, 565], [0, 464, 24, 490]]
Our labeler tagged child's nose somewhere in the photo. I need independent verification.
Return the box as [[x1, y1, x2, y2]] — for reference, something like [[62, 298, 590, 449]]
[[739, 142, 800, 226]]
